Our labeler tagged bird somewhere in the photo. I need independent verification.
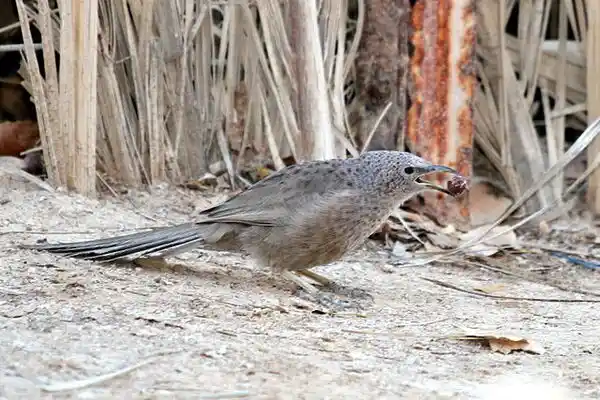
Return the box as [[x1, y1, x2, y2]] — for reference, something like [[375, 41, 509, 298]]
[[22, 151, 459, 308]]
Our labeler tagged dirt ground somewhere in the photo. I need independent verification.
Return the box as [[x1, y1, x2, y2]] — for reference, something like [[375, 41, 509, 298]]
[[0, 174, 599, 400]]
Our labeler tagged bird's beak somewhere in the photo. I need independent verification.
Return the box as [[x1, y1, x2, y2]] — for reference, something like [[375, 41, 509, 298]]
[[415, 165, 458, 196]]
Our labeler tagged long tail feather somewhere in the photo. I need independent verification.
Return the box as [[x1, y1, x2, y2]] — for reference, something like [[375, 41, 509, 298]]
[[21, 223, 210, 262]]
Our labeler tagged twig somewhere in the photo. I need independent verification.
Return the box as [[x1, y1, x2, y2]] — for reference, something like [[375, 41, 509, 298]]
[[392, 212, 425, 245], [360, 101, 393, 153], [0, 43, 43, 52], [465, 259, 600, 298], [0, 8, 60, 35], [19, 146, 43, 155], [122, 197, 162, 223], [96, 172, 119, 197], [37, 350, 182, 392], [420, 276, 600, 303]]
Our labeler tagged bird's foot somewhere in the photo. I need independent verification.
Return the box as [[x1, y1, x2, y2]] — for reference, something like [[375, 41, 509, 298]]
[[295, 269, 374, 302], [296, 290, 365, 312], [322, 282, 374, 302], [282, 271, 368, 312]]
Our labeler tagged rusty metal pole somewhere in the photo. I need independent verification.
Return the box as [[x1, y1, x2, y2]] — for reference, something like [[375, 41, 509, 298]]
[[407, 0, 476, 229]]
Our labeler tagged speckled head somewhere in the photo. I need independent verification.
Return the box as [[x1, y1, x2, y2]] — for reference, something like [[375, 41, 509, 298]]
[[358, 150, 457, 198]]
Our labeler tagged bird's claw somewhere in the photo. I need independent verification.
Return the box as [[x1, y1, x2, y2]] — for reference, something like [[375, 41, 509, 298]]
[[324, 282, 374, 302], [295, 288, 369, 312]]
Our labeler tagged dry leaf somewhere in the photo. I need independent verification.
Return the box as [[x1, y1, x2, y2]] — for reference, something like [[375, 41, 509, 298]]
[[455, 328, 544, 354], [255, 166, 273, 180], [488, 337, 542, 354], [184, 172, 218, 190]]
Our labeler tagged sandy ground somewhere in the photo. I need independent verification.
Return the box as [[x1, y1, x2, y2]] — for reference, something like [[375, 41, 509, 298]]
[[0, 174, 599, 400]]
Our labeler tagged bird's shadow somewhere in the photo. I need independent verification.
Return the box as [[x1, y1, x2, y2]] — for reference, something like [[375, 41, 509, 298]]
[[108, 255, 373, 307], [110, 255, 298, 297]]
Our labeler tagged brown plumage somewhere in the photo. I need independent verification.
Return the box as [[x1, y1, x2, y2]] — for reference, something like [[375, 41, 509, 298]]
[[23, 151, 459, 308]]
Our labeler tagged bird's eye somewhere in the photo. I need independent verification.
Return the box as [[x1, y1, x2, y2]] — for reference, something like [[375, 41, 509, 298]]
[[403, 166, 415, 174]]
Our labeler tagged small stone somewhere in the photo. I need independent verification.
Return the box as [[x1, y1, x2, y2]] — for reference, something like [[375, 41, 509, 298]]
[[392, 241, 407, 258]]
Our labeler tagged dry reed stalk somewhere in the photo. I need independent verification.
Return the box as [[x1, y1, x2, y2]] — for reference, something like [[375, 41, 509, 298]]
[[396, 0, 411, 151], [16, 0, 97, 195], [518, 0, 551, 110], [550, 0, 568, 199], [496, 0, 510, 174], [288, 0, 336, 160], [504, 35, 586, 105], [14, 1, 362, 192], [476, 0, 556, 214], [587, 0, 600, 214], [94, 2, 139, 185], [15, 0, 60, 186], [320, 0, 352, 160], [68, 0, 98, 195]]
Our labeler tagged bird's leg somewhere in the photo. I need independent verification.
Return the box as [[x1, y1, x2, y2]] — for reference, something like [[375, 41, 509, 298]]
[[280, 270, 323, 297], [296, 269, 374, 301], [296, 269, 333, 286]]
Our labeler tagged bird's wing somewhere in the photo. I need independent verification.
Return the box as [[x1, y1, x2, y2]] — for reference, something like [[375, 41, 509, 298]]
[[197, 161, 354, 226], [271, 188, 372, 267]]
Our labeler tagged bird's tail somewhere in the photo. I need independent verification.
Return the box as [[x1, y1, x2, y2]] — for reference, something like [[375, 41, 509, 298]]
[[22, 223, 217, 262]]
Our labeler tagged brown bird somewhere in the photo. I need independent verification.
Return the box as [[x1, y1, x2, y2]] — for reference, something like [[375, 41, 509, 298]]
[[23, 151, 458, 308]]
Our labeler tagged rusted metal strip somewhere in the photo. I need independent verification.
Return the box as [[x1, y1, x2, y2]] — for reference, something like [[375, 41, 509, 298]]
[[407, 0, 476, 229]]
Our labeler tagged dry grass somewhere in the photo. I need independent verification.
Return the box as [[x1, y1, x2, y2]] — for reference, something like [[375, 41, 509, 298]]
[[586, 0, 600, 213], [10, 0, 600, 218], [476, 0, 589, 214]]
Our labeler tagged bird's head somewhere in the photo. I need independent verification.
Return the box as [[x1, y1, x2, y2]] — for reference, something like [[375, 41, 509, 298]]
[[358, 151, 458, 198]]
